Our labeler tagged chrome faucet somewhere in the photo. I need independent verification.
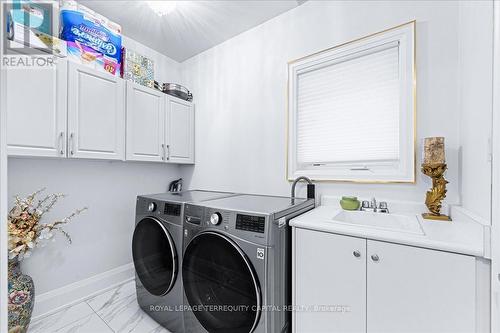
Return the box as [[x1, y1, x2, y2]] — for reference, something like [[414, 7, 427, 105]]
[[360, 197, 389, 213], [291, 176, 315, 200]]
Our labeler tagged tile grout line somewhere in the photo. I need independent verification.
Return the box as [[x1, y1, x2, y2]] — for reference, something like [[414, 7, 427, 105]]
[[28, 302, 95, 333], [38, 303, 105, 333], [84, 299, 116, 333], [31, 280, 154, 333], [83, 279, 138, 333]]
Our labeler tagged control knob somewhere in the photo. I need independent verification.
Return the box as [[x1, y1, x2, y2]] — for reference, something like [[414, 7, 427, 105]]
[[147, 202, 157, 212], [210, 212, 222, 225]]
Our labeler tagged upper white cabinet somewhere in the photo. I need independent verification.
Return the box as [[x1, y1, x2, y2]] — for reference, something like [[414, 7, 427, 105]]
[[67, 62, 125, 160], [165, 97, 194, 164], [294, 229, 366, 333], [293, 228, 476, 333], [6, 58, 68, 157], [126, 82, 165, 162], [125, 87, 195, 164], [6, 59, 194, 164], [366, 240, 476, 333]]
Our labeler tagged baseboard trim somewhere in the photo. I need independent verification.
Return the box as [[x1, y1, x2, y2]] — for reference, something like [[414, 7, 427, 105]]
[[31, 262, 135, 321]]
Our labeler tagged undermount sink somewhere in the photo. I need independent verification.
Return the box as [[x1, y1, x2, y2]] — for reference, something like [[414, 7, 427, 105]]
[[332, 210, 424, 235]]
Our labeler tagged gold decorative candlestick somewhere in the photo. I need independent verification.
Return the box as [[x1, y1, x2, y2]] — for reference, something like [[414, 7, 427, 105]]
[[421, 137, 451, 221]]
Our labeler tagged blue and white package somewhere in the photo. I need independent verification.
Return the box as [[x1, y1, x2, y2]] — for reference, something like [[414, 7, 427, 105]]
[[59, 0, 122, 67]]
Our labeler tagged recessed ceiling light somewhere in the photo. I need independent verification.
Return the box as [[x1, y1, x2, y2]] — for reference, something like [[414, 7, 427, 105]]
[[146, 1, 178, 17]]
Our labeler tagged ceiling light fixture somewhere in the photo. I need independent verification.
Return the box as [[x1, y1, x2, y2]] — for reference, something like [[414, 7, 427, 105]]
[[146, 1, 178, 16]]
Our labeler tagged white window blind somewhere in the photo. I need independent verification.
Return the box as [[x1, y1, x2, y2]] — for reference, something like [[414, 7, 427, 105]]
[[296, 43, 400, 165]]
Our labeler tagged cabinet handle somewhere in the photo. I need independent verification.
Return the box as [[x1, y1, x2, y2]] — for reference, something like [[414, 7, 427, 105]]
[[161, 144, 165, 161], [353, 250, 361, 258], [58, 132, 64, 155], [371, 254, 380, 262], [166, 144, 170, 161], [70, 133, 75, 156]]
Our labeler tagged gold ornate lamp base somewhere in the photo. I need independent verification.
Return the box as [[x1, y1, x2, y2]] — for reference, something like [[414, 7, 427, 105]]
[[422, 212, 451, 221], [421, 163, 452, 221]]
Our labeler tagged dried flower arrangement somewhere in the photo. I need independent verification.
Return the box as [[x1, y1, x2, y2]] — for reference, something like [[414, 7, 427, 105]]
[[8, 188, 88, 261]]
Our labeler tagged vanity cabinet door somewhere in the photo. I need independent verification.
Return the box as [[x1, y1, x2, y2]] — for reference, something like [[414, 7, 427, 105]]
[[366, 240, 476, 333], [293, 228, 366, 333], [67, 62, 125, 160], [6, 58, 67, 157], [165, 96, 194, 164], [126, 82, 165, 162]]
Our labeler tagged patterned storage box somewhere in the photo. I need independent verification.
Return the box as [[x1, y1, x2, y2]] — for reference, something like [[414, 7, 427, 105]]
[[122, 48, 155, 88]]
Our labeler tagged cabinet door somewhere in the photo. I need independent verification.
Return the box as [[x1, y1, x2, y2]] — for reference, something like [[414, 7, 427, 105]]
[[67, 62, 125, 160], [293, 228, 366, 333], [165, 96, 194, 164], [367, 240, 475, 333], [6, 58, 67, 157], [126, 82, 165, 162]]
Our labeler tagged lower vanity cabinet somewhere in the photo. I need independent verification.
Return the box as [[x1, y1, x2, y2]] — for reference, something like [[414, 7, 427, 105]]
[[366, 240, 475, 333], [294, 228, 367, 333], [293, 228, 476, 333]]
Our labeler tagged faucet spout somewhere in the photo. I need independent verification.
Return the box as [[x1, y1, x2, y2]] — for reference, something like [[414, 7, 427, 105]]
[[291, 176, 315, 199]]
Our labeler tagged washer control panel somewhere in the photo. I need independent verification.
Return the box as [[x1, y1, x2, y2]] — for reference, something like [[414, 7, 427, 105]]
[[164, 203, 181, 216], [236, 214, 265, 233], [184, 205, 270, 245]]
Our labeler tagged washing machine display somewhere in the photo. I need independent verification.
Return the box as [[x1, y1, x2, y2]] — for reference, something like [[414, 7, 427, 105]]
[[183, 231, 261, 333], [132, 217, 178, 296]]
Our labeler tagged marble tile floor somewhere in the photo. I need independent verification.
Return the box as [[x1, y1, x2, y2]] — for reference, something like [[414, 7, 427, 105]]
[[29, 280, 171, 333]]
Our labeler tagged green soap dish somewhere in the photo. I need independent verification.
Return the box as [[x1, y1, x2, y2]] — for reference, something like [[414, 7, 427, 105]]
[[340, 196, 360, 210]]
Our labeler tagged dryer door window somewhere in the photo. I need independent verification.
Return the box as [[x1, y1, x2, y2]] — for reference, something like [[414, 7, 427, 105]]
[[183, 232, 261, 333], [132, 217, 177, 296]]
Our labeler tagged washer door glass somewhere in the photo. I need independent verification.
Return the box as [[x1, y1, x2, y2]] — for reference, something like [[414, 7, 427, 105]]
[[183, 232, 261, 333], [132, 217, 177, 296]]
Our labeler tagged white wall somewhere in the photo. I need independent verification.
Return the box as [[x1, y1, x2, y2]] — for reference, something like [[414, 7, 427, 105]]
[[122, 35, 181, 84], [8, 158, 181, 294], [458, 1, 494, 224], [180, 0, 463, 204], [7, 35, 183, 295]]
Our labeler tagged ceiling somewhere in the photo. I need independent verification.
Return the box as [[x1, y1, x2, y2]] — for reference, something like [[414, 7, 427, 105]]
[[79, 1, 303, 62]]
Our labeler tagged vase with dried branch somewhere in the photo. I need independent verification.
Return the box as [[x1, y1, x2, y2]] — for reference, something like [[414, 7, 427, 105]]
[[7, 188, 87, 333]]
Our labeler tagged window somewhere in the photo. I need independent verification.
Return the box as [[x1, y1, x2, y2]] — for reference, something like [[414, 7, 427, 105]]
[[287, 22, 415, 182]]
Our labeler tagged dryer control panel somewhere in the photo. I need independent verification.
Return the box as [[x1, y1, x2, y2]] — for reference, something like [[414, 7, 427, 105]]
[[236, 214, 265, 233]]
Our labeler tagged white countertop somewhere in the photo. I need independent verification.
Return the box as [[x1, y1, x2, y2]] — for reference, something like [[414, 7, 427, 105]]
[[290, 198, 488, 257]]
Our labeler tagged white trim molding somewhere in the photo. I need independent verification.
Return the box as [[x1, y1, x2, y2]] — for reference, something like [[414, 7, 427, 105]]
[[287, 21, 416, 183], [0, 1, 9, 330], [31, 262, 135, 320], [491, 1, 500, 331]]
